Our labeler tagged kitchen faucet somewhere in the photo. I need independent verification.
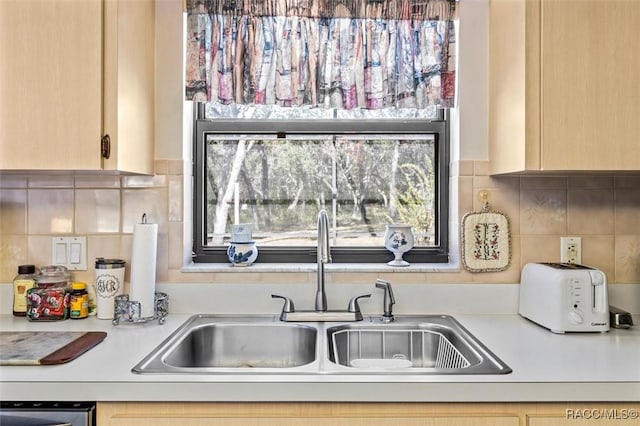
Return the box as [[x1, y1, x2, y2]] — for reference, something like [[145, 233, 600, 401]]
[[315, 209, 330, 311], [272, 209, 370, 321]]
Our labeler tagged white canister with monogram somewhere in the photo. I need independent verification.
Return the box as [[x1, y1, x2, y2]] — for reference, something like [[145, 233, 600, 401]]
[[95, 258, 126, 319]]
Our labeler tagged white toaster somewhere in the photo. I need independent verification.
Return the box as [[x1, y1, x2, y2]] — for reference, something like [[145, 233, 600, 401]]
[[519, 263, 609, 333]]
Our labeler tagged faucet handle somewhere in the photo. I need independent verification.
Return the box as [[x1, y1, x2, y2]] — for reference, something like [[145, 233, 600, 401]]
[[271, 294, 295, 313], [347, 294, 371, 313]]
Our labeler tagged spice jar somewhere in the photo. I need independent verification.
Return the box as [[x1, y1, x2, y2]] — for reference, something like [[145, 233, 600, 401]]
[[13, 265, 37, 317], [69, 282, 89, 319]]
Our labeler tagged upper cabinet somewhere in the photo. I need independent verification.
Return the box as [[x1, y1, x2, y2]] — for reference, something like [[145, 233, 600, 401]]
[[489, 0, 640, 174], [0, 0, 154, 174]]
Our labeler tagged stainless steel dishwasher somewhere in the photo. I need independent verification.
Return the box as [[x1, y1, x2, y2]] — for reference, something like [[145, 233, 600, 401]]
[[0, 402, 95, 426]]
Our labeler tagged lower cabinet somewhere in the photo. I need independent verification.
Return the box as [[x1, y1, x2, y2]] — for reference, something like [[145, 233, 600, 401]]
[[97, 402, 640, 425]]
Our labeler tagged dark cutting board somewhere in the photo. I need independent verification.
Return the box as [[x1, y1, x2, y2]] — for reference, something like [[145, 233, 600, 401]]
[[0, 331, 107, 365]]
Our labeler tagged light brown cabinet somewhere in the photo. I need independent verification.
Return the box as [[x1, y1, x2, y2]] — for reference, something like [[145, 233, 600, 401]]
[[0, 0, 154, 174], [97, 402, 518, 426], [489, 0, 640, 174], [97, 402, 640, 426]]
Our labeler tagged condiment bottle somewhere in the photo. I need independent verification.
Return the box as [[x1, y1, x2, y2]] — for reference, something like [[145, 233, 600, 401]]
[[69, 282, 89, 319], [12, 265, 37, 316]]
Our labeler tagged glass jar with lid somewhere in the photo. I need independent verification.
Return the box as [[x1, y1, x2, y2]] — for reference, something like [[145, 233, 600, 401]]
[[36, 265, 71, 289], [27, 265, 71, 321]]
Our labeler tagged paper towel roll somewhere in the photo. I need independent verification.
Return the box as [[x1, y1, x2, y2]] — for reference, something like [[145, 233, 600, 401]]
[[129, 220, 158, 318]]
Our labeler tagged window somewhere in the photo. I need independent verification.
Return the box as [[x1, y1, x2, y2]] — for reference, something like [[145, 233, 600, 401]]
[[192, 104, 450, 263], [186, 0, 458, 263]]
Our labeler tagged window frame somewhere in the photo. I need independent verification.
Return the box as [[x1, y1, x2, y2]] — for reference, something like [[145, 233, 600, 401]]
[[192, 104, 450, 264]]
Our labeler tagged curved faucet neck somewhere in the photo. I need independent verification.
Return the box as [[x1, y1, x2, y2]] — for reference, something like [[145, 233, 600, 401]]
[[315, 210, 330, 311]]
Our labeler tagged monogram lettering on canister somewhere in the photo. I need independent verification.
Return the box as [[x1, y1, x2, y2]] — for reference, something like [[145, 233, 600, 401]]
[[96, 274, 120, 297]]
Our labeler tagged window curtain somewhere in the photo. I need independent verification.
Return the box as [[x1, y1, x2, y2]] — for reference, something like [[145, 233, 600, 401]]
[[185, 0, 458, 110]]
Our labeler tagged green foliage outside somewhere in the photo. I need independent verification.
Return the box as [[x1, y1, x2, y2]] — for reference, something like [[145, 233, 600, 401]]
[[206, 136, 436, 247]]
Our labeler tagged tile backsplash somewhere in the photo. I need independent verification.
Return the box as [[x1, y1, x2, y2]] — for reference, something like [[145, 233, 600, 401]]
[[1, 160, 640, 285]]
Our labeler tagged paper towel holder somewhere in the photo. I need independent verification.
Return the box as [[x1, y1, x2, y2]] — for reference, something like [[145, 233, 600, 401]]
[[127, 212, 159, 321], [112, 291, 169, 326]]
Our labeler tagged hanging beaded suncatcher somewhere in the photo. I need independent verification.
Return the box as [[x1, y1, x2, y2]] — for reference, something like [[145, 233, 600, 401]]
[[461, 190, 511, 272]]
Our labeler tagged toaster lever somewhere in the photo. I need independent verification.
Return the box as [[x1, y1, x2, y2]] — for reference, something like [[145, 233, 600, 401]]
[[590, 270, 607, 313]]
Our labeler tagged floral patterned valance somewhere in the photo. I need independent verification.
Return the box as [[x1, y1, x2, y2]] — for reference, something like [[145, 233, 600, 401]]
[[185, 0, 458, 110]]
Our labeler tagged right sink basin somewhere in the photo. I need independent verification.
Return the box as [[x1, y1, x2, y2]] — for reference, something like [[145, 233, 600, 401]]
[[326, 315, 512, 374]]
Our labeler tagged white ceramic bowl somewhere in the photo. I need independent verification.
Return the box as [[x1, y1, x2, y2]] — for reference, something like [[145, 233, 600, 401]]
[[227, 242, 258, 266]]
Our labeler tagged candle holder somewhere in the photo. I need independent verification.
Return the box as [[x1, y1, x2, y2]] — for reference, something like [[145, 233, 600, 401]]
[[112, 291, 168, 326]]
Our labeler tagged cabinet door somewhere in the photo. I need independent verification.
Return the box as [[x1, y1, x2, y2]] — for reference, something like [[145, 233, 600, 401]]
[[97, 402, 519, 426], [104, 417, 516, 426], [541, 0, 640, 171], [0, 0, 103, 170], [102, 0, 155, 175], [489, 0, 542, 174]]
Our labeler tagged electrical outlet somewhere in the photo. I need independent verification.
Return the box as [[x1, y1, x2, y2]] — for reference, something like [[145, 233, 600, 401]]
[[560, 237, 582, 264]]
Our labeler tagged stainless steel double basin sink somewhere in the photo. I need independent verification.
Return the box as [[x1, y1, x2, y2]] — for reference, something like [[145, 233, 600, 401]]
[[133, 315, 511, 375]]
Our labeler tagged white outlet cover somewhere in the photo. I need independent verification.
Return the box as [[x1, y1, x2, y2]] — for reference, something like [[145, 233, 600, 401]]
[[560, 236, 582, 264]]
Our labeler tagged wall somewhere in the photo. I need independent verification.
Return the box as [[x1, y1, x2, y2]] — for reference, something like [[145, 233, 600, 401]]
[[1, 0, 640, 288], [2, 162, 640, 286]]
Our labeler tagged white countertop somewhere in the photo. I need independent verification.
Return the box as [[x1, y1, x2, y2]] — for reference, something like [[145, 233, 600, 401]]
[[1, 312, 639, 402]]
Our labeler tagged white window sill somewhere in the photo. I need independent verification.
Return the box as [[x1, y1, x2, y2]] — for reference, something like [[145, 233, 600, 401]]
[[181, 262, 461, 273]]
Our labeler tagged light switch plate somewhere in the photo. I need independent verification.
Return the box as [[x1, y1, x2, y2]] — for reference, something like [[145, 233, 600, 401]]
[[51, 236, 87, 270]]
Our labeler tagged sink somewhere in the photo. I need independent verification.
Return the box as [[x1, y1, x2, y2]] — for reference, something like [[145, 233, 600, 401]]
[[133, 314, 511, 375], [326, 315, 511, 374], [164, 323, 316, 368], [133, 315, 318, 374]]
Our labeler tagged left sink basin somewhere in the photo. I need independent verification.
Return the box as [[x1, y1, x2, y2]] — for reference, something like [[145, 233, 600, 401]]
[[133, 315, 318, 374]]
